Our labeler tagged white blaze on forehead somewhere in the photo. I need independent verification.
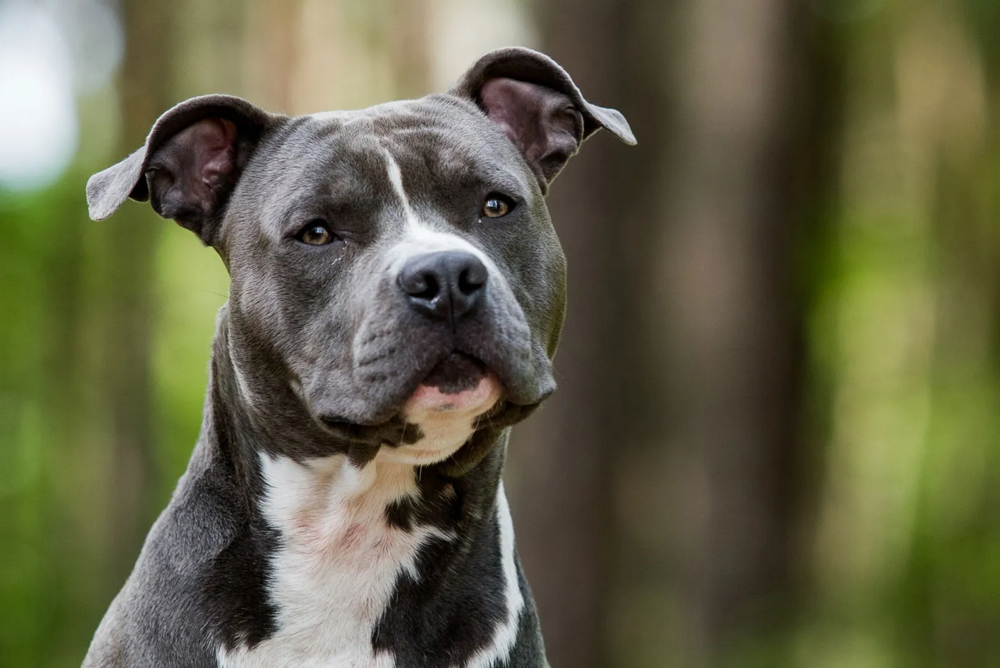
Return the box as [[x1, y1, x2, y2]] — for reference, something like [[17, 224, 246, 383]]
[[384, 150, 419, 230]]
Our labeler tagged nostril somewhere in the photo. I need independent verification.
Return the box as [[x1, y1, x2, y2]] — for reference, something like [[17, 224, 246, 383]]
[[458, 263, 487, 296], [415, 274, 439, 301], [400, 270, 439, 301]]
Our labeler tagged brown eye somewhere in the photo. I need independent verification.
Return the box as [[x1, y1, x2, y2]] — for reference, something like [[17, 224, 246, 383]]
[[482, 194, 513, 218], [298, 222, 334, 246]]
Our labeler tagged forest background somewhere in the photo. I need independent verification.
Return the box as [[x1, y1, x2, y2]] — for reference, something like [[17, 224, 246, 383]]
[[2, 0, 1000, 666]]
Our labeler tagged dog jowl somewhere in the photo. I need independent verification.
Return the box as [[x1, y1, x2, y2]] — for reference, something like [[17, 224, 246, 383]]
[[82, 48, 634, 668]]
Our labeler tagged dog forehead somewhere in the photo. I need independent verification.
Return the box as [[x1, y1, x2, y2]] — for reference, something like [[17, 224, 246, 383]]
[[310, 95, 504, 144], [241, 95, 531, 232], [286, 96, 522, 182]]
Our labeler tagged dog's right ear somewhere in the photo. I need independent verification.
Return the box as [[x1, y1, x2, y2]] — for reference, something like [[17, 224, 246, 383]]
[[86, 94, 279, 245]]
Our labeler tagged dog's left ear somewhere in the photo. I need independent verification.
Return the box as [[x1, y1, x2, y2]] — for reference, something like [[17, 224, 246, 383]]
[[451, 47, 636, 192]]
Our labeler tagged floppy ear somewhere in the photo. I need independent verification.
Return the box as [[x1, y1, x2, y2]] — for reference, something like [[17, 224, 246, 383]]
[[450, 47, 636, 192], [86, 94, 279, 245]]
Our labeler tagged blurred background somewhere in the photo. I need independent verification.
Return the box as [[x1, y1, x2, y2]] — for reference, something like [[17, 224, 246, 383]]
[[2, 0, 1000, 666]]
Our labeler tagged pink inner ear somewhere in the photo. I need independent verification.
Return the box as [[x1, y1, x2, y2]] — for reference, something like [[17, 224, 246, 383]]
[[481, 78, 549, 161], [152, 117, 238, 219], [479, 77, 582, 184], [189, 118, 237, 190]]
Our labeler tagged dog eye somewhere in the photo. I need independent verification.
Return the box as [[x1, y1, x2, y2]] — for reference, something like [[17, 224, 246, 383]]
[[482, 194, 514, 219], [297, 221, 336, 246]]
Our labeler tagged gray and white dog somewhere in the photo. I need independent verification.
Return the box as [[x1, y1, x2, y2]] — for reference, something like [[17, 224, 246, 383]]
[[82, 47, 634, 668]]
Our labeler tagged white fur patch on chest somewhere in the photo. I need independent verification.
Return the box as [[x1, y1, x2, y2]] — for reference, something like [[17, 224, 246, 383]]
[[218, 452, 452, 668]]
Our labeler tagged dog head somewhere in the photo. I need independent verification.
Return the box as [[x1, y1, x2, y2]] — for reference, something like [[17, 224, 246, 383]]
[[87, 48, 635, 466]]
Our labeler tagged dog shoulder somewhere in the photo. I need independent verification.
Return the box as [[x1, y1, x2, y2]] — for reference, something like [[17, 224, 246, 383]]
[[81, 587, 128, 667], [83, 446, 245, 667]]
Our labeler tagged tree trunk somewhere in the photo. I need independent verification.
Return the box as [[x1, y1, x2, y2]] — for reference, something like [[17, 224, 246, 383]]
[[102, 0, 176, 585], [510, 1, 817, 665]]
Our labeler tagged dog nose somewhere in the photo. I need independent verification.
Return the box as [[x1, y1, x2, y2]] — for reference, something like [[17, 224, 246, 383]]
[[398, 250, 488, 321]]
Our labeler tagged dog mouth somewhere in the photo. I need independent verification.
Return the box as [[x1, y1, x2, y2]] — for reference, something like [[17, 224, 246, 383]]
[[314, 351, 502, 429], [403, 351, 502, 417], [311, 337, 552, 446], [419, 351, 487, 394]]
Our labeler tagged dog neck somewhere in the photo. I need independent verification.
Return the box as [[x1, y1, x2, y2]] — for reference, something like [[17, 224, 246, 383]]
[[199, 309, 530, 666]]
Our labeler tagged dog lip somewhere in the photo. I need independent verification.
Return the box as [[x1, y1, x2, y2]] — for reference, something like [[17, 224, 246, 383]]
[[416, 350, 489, 394], [405, 370, 501, 416], [317, 414, 383, 433]]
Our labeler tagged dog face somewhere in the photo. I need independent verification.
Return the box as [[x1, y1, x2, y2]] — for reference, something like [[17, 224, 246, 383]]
[[86, 48, 635, 461], [223, 96, 566, 431]]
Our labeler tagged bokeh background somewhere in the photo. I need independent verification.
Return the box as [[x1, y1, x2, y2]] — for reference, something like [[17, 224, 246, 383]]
[[3, 0, 1000, 666]]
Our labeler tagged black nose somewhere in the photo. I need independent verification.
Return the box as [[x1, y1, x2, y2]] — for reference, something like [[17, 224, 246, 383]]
[[398, 250, 488, 322]]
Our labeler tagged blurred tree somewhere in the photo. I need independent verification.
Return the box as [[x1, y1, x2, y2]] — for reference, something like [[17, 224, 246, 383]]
[[510, 1, 834, 666], [244, 0, 302, 110], [100, 0, 175, 588]]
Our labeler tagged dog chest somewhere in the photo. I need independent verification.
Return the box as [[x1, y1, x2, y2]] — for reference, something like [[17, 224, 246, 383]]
[[217, 453, 451, 668]]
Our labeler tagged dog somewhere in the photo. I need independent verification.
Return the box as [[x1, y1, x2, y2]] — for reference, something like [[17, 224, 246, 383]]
[[82, 47, 634, 667]]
